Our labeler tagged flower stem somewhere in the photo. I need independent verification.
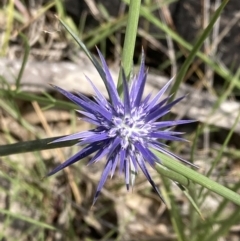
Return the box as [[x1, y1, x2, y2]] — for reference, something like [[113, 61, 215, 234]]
[[153, 151, 240, 207], [117, 0, 141, 93]]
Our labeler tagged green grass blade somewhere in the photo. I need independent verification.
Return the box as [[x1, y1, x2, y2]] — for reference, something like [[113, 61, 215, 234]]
[[162, 177, 186, 241], [198, 102, 240, 200], [0, 89, 76, 109], [58, 18, 118, 104], [153, 136, 240, 207], [155, 162, 191, 187], [0, 98, 36, 134], [0, 208, 56, 230], [120, 0, 141, 80], [86, 15, 127, 49], [177, 183, 203, 220], [168, 0, 228, 102], [155, 108, 240, 206], [15, 33, 30, 92], [213, 182, 240, 220], [57, 18, 103, 74], [0, 136, 77, 156], [156, 163, 203, 218], [203, 210, 240, 241], [140, 0, 239, 90]]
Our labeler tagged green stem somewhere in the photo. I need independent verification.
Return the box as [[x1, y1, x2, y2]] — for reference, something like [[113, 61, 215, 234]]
[[117, 0, 141, 94], [155, 162, 192, 188], [153, 151, 240, 206], [161, 177, 186, 241]]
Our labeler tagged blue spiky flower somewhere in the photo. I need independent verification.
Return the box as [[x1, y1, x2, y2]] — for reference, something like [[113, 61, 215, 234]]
[[47, 50, 195, 204]]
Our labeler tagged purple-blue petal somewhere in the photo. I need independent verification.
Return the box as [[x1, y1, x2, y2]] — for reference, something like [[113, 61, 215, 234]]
[[130, 154, 138, 173], [77, 92, 112, 121], [146, 78, 173, 111], [76, 110, 99, 122], [152, 119, 195, 129], [119, 148, 126, 174], [150, 141, 198, 168], [130, 50, 145, 102], [96, 48, 121, 107], [93, 160, 112, 205], [87, 144, 110, 166], [134, 73, 147, 107], [125, 158, 130, 190], [79, 132, 109, 145], [142, 93, 152, 107], [84, 75, 109, 108], [111, 155, 119, 178], [146, 96, 185, 122], [150, 131, 187, 142], [106, 137, 121, 159], [80, 117, 100, 126], [47, 142, 104, 176], [52, 85, 112, 122], [136, 155, 165, 203], [50, 130, 95, 143], [146, 95, 172, 114], [134, 142, 157, 167]]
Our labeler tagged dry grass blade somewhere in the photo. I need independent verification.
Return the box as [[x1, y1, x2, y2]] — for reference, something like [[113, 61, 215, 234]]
[[31, 101, 82, 204]]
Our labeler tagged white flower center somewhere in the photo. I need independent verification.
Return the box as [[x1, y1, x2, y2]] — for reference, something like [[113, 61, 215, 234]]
[[109, 111, 150, 149]]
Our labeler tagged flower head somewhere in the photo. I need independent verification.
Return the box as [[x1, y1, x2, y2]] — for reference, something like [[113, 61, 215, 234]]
[[47, 50, 195, 204]]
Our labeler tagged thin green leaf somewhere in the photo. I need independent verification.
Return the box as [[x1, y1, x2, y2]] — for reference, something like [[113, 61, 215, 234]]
[[57, 17, 115, 102], [203, 210, 240, 241], [177, 183, 204, 220], [168, 0, 228, 102], [0, 89, 76, 109], [85, 15, 127, 49], [153, 149, 240, 206], [155, 163, 191, 187], [161, 177, 186, 241], [0, 137, 77, 156], [198, 104, 240, 200], [0, 208, 56, 230], [140, 0, 239, 91], [156, 164, 203, 218], [15, 33, 30, 92]]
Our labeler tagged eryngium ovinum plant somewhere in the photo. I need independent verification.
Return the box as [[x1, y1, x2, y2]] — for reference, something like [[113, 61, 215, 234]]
[[47, 49, 196, 204], [43, 3, 240, 208]]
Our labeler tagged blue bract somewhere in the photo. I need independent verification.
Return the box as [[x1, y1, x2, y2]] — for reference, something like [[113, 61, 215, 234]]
[[47, 49, 195, 204]]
